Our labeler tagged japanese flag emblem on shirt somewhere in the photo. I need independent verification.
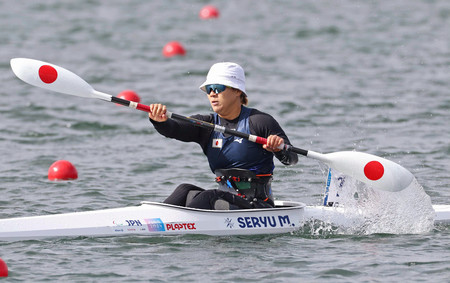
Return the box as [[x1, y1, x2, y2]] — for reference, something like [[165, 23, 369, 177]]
[[212, 138, 223, 148]]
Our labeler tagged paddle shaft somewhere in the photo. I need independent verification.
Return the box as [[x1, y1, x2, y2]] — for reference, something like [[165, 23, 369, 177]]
[[170, 112, 308, 156], [110, 95, 308, 156]]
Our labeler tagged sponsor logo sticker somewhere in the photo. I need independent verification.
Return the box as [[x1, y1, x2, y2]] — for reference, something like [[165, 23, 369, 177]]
[[166, 222, 196, 231], [225, 218, 234, 228], [144, 218, 166, 232]]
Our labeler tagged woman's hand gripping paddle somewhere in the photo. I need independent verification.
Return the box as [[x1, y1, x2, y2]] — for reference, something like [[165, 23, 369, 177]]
[[10, 58, 414, 192]]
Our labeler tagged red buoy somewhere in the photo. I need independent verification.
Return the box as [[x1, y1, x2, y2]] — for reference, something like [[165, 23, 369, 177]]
[[48, 160, 78, 181], [162, 41, 186, 57], [199, 5, 219, 19], [117, 90, 140, 103], [0, 258, 8, 277]]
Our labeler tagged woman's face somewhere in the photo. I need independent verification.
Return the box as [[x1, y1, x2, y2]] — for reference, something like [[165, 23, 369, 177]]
[[207, 87, 242, 119]]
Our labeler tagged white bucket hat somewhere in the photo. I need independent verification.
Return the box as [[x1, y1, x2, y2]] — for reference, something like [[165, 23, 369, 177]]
[[199, 62, 246, 95]]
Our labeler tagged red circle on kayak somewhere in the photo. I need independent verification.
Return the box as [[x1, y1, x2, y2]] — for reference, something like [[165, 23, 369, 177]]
[[364, 161, 384, 180], [39, 65, 58, 84]]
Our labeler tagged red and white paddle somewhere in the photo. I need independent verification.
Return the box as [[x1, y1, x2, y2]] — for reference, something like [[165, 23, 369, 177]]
[[10, 58, 414, 192]]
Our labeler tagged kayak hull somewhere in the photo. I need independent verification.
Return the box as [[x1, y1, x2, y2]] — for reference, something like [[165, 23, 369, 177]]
[[0, 201, 448, 241], [0, 201, 305, 241]]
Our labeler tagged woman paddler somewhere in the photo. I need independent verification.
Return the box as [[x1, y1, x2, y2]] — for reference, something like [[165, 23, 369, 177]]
[[149, 62, 298, 210]]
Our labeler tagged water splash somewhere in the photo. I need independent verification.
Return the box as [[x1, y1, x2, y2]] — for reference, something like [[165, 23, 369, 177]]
[[313, 169, 435, 235]]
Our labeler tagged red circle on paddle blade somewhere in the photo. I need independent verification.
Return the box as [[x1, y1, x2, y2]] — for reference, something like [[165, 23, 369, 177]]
[[39, 65, 58, 84], [364, 161, 384, 180]]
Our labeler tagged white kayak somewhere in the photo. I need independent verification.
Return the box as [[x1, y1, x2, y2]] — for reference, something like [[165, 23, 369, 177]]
[[0, 200, 448, 241]]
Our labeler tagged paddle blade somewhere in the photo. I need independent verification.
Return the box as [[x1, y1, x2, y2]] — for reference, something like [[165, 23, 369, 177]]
[[308, 151, 414, 192], [10, 58, 95, 98]]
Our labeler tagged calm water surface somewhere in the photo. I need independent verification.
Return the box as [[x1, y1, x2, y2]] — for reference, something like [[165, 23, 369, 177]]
[[0, 0, 449, 282]]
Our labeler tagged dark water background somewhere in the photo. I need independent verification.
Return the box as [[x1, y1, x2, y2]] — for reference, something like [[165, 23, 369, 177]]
[[0, 0, 449, 281]]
